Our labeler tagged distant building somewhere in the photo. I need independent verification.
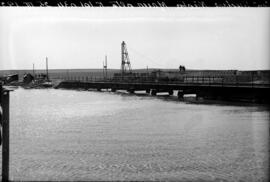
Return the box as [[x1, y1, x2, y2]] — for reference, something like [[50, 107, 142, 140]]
[[1, 74, 19, 84], [7, 74, 19, 82], [23, 73, 34, 84], [35, 73, 47, 80]]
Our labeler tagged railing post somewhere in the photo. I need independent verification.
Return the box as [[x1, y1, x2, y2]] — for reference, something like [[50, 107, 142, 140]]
[[251, 73, 254, 88], [222, 77, 224, 87], [1, 88, 10, 182]]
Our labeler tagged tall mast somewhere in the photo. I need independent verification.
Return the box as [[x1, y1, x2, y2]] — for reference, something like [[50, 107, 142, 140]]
[[32, 63, 35, 78], [46, 57, 49, 81], [121, 42, 124, 75], [103, 55, 108, 79], [102, 60, 105, 79], [105, 55, 107, 79]]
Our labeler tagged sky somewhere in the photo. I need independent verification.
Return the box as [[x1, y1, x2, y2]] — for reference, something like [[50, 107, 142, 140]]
[[0, 7, 269, 70]]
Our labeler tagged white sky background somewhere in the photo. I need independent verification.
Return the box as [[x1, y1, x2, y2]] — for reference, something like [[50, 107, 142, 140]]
[[0, 7, 269, 70]]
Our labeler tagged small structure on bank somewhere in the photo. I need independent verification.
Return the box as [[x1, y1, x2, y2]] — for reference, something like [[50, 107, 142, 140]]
[[23, 73, 34, 84], [35, 73, 47, 81], [1, 74, 19, 84]]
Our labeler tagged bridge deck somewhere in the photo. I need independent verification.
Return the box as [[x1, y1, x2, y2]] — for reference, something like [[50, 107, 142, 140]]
[[63, 80, 270, 89], [56, 80, 270, 103]]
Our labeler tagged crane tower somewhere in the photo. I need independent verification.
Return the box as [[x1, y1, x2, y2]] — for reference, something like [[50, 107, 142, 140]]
[[121, 41, 132, 76]]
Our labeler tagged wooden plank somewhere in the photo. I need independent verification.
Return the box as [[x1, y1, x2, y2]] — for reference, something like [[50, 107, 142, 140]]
[[1, 90, 10, 182]]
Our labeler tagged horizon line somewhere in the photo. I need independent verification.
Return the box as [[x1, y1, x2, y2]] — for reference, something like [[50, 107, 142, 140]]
[[1, 68, 270, 72]]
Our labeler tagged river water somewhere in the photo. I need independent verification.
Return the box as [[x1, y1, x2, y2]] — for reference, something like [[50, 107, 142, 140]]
[[1, 88, 269, 181]]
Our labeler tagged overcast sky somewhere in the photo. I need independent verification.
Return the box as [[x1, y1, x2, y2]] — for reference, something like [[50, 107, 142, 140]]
[[0, 7, 269, 70]]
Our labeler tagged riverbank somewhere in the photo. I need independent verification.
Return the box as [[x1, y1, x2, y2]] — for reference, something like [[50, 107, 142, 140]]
[[1, 69, 270, 84]]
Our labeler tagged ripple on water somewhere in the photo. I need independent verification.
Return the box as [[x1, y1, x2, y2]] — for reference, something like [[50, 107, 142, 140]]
[[6, 88, 269, 181]]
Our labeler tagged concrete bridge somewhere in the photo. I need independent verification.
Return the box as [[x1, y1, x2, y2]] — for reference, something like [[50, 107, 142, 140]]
[[56, 79, 270, 103]]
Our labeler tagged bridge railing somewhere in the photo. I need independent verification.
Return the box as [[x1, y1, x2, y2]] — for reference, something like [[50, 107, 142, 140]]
[[58, 75, 270, 88]]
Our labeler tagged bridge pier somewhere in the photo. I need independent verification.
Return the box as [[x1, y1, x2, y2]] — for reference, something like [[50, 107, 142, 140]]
[[128, 89, 135, 94], [195, 94, 201, 100], [151, 89, 157, 96], [177, 90, 184, 99], [168, 90, 173, 95]]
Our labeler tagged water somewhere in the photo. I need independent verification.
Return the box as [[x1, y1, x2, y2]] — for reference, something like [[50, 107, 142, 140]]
[[1, 88, 269, 181]]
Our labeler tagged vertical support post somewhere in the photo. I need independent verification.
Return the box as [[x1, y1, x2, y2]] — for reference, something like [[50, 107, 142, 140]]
[[103, 61, 104, 79], [105, 55, 107, 80], [121, 41, 125, 77], [32, 63, 35, 79], [2, 90, 10, 182], [251, 72, 254, 88]]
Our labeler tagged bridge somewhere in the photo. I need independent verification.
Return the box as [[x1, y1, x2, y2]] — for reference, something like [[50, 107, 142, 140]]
[[52, 41, 269, 103], [56, 77, 270, 103]]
